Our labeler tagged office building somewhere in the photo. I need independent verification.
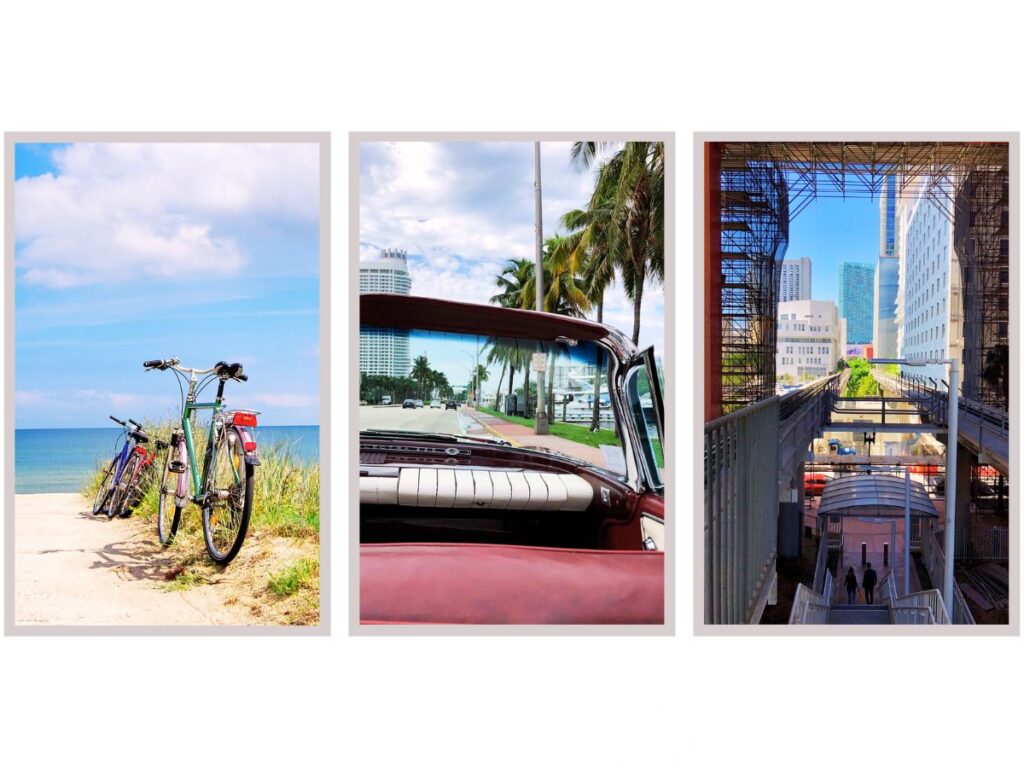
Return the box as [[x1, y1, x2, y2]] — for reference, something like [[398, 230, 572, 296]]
[[776, 300, 843, 382], [359, 248, 412, 376], [895, 180, 963, 383], [838, 262, 875, 344], [780, 257, 812, 302], [874, 175, 900, 358]]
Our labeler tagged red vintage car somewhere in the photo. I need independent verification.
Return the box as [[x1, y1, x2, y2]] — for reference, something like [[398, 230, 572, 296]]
[[359, 294, 665, 624]]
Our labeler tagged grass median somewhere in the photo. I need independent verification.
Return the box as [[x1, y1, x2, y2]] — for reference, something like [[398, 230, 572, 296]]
[[476, 406, 664, 468], [83, 419, 320, 625]]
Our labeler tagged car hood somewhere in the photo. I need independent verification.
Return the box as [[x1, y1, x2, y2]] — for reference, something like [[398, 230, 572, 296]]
[[361, 294, 638, 363]]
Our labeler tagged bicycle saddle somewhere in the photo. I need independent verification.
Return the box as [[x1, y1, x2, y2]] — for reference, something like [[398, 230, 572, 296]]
[[214, 361, 246, 381]]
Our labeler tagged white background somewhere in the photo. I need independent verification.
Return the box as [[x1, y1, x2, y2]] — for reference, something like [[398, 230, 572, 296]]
[[1, 1, 1020, 765]]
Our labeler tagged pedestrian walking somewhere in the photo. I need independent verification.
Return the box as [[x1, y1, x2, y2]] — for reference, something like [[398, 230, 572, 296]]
[[863, 563, 878, 605], [844, 566, 858, 605]]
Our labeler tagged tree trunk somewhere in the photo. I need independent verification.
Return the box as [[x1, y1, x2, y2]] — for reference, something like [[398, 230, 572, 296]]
[[494, 361, 507, 409], [632, 277, 644, 346], [591, 292, 604, 431]]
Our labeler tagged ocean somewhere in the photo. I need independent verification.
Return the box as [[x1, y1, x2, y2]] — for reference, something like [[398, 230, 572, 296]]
[[14, 425, 320, 494]]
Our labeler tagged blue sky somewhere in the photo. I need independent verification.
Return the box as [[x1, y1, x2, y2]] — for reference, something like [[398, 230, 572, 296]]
[[359, 141, 666, 359], [14, 143, 320, 428], [784, 191, 879, 303]]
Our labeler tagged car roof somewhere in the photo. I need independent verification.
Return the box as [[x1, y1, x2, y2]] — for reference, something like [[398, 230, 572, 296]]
[[360, 294, 638, 360]]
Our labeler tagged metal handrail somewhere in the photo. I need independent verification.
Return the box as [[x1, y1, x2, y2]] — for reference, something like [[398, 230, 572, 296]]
[[812, 531, 829, 594], [891, 589, 950, 624], [705, 396, 780, 624], [919, 523, 976, 625]]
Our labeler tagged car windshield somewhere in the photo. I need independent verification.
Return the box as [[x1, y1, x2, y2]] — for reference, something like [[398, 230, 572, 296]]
[[359, 326, 630, 474]]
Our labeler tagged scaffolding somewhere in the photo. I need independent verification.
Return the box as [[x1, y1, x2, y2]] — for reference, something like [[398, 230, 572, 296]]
[[710, 141, 1010, 416], [718, 160, 789, 412], [955, 169, 1010, 409]]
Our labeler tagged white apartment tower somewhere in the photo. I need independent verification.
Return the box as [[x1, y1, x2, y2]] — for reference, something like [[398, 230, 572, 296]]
[[776, 299, 843, 382], [895, 181, 963, 383], [359, 248, 412, 377], [780, 257, 812, 302]]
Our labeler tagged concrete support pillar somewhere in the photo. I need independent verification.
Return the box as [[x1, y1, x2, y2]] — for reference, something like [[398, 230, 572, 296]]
[[956, 442, 973, 554], [704, 143, 722, 422]]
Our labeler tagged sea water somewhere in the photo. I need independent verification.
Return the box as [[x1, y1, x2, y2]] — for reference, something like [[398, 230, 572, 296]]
[[14, 426, 320, 494]]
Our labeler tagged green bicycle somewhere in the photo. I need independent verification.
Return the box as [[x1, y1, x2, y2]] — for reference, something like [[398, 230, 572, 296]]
[[143, 358, 260, 565]]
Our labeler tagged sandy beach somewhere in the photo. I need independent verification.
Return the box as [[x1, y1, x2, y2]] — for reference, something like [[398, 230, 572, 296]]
[[14, 493, 255, 626]]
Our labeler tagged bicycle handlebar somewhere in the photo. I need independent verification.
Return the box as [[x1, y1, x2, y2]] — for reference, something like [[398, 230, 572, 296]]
[[128, 418, 142, 429], [109, 415, 126, 426], [143, 358, 248, 381]]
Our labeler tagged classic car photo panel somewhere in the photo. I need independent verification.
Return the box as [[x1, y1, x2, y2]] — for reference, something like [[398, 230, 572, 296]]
[[352, 135, 672, 631]]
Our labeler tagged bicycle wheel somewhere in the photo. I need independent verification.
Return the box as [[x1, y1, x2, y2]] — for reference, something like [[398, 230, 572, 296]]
[[115, 453, 147, 518], [91, 458, 117, 516], [108, 453, 140, 518], [202, 425, 254, 565], [157, 443, 183, 545]]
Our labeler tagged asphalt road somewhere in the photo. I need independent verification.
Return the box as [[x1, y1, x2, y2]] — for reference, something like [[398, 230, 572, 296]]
[[359, 405, 471, 434]]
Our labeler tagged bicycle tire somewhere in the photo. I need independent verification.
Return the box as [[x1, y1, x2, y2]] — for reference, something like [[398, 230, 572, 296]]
[[108, 453, 140, 518], [202, 425, 254, 565], [157, 444, 183, 545], [92, 458, 117, 516], [115, 453, 145, 518]]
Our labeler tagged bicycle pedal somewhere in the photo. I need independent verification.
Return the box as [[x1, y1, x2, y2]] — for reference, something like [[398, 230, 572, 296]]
[[168, 461, 187, 474]]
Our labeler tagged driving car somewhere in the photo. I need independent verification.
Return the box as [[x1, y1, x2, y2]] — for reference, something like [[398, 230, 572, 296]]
[[445, 400, 458, 410], [359, 293, 665, 624], [402, 399, 416, 409], [430, 400, 442, 408], [414, 399, 424, 408]]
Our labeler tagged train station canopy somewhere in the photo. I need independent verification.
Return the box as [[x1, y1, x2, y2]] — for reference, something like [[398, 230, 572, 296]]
[[817, 475, 939, 519]]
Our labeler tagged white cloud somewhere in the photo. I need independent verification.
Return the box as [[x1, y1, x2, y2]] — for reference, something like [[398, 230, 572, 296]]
[[16, 388, 145, 410], [15, 142, 318, 288], [359, 140, 665, 353]]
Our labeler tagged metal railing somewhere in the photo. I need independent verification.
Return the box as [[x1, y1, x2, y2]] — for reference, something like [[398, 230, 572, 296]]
[[779, 371, 843, 421], [891, 589, 950, 625], [892, 606, 937, 625], [812, 530, 829, 594], [881, 572, 898, 606], [920, 522, 977, 625], [874, 369, 1009, 443], [705, 396, 780, 624], [956, 526, 1010, 561]]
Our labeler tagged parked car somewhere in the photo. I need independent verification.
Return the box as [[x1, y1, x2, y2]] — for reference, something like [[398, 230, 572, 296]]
[[359, 293, 665, 624], [381, 395, 392, 406], [414, 399, 424, 408], [445, 400, 458, 410], [402, 399, 416, 409], [430, 400, 442, 408], [838, 445, 857, 456]]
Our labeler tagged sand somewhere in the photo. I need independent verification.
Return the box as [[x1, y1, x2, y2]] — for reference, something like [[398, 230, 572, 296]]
[[13, 493, 255, 626]]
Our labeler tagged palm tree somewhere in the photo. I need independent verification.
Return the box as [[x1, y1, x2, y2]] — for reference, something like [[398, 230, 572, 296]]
[[560, 181, 620, 430], [410, 354, 432, 400], [491, 258, 534, 308], [571, 140, 665, 346]]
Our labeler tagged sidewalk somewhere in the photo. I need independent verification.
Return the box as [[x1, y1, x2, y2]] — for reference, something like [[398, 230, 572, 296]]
[[464, 407, 611, 469]]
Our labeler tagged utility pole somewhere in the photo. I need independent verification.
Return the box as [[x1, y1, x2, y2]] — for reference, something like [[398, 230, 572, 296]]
[[534, 141, 548, 435], [944, 359, 959, 619]]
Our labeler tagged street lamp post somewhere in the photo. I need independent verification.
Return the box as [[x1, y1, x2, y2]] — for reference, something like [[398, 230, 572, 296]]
[[870, 357, 959, 618], [534, 141, 549, 435]]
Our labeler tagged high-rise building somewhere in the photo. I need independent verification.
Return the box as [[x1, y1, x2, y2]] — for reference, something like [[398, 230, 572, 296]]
[[359, 248, 412, 377], [780, 257, 812, 302], [838, 262, 875, 344], [776, 299, 843, 382], [895, 180, 963, 383], [873, 175, 900, 358]]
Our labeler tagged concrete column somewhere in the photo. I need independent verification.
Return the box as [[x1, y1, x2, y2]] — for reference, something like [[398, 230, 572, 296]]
[[956, 442, 973, 554]]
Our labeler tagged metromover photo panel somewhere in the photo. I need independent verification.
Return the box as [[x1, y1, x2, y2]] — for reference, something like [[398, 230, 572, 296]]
[[700, 137, 1013, 630]]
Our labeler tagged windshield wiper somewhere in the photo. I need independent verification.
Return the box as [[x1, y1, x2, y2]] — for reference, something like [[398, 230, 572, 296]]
[[359, 428, 511, 447]]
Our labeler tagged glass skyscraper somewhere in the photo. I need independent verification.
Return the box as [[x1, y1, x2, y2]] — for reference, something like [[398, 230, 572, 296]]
[[838, 262, 875, 345], [873, 175, 899, 357]]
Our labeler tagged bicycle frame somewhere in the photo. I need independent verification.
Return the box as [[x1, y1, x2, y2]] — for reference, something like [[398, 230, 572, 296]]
[[165, 364, 258, 507]]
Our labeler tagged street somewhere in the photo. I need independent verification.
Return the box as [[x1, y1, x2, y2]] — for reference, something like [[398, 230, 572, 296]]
[[359, 404, 473, 434]]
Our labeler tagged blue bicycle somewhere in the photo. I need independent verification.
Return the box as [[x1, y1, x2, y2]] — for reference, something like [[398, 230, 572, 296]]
[[91, 416, 166, 519]]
